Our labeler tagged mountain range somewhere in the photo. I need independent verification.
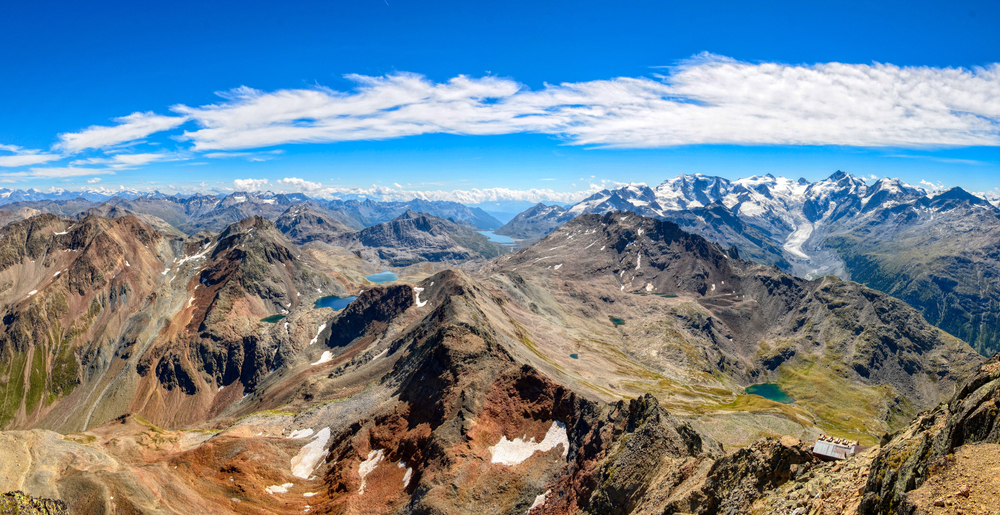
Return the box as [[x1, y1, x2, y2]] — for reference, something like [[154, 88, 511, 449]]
[[497, 171, 1000, 357], [0, 176, 998, 513]]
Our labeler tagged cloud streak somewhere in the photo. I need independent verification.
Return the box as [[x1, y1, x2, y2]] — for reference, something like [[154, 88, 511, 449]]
[[162, 55, 1000, 151], [55, 112, 187, 153], [0, 145, 63, 167]]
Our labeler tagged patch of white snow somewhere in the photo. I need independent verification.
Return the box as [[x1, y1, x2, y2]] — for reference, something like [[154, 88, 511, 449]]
[[309, 323, 327, 345], [311, 351, 333, 366], [414, 287, 427, 307], [288, 428, 315, 439], [527, 490, 551, 513], [489, 421, 569, 466], [290, 427, 331, 479], [358, 449, 385, 494], [265, 483, 293, 495]]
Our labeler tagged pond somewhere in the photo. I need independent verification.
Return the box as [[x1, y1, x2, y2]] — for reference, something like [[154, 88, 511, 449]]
[[365, 271, 398, 283], [570, 353, 579, 359], [314, 295, 358, 311], [477, 231, 517, 246], [745, 383, 795, 404], [261, 314, 286, 323], [609, 316, 625, 327]]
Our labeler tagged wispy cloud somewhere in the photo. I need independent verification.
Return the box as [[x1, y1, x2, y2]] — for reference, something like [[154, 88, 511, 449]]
[[0, 167, 117, 179], [87, 177, 102, 184], [55, 112, 187, 153], [71, 152, 180, 169], [0, 144, 63, 167], [203, 150, 284, 161], [162, 55, 1000, 151], [885, 153, 988, 165]]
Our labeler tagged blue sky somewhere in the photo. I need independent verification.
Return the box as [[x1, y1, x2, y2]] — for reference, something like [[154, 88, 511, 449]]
[[1, 0, 998, 202]]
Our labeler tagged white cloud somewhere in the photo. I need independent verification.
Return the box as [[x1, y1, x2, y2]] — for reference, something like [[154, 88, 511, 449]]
[[72, 152, 178, 169], [55, 112, 187, 153], [0, 167, 117, 179], [0, 145, 63, 167], [87, 177, 101, 183], [166, 56, 1000, 151], [203, 150, 283, 161], [277, 177, 323, 192], [920, 179, 946, 191], [233, 178, 269, 191]]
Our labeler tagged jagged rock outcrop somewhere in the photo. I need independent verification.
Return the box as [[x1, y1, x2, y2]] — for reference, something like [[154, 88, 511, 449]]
[[695, 437, 817, 514], [0, 491, 67, 514], [858, 354, 1000, 513]]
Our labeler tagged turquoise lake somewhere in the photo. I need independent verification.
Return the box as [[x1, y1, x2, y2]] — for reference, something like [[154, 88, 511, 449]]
[[365, 271, 398, 283], [314, 296, 358, 310], [477, 231, 516, 246], [745, 383, 795, 404]]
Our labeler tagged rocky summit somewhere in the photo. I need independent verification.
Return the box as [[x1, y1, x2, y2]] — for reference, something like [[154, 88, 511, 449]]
[[0, 208, 991, 514]]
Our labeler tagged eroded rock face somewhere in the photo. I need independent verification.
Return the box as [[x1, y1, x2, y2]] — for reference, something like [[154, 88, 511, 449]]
[[859, 355, 1000, 514], [695, 437, 817, 515]]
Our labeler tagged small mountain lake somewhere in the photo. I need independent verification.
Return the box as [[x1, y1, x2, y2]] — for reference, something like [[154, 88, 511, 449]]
[[477, 231, 517, 246], [261, 314, 286, 323], [609, 316, 626, 327], [314, 295, 358, 310], [365, 271, 398, 283], [745, 383, 795, 404]]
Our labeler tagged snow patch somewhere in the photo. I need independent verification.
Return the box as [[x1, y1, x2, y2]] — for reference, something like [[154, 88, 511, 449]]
[[413, 287, 427, 307], [489, 421, 569, 466], [553, 263, 562, 270], [711, 283, 716, 292], [125, 261, 130, 267], [358, 449, 385, 494], [645, 283, 653, 292], [175, 245, 212, 266], [303, 492, 317, 497], [528, 490, 551, 513], [290, 427, 331, 479], [187, 296, 196, 307], [288, 428, 314, 439], [309, 323, 327, 345], [371, 348, 388, 361], [265, 483, 293, 495], [27, 290, 37, 296], [53, 271, 60, 277], [636, 254, 641, 270], [311, 351, 333, 366]]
